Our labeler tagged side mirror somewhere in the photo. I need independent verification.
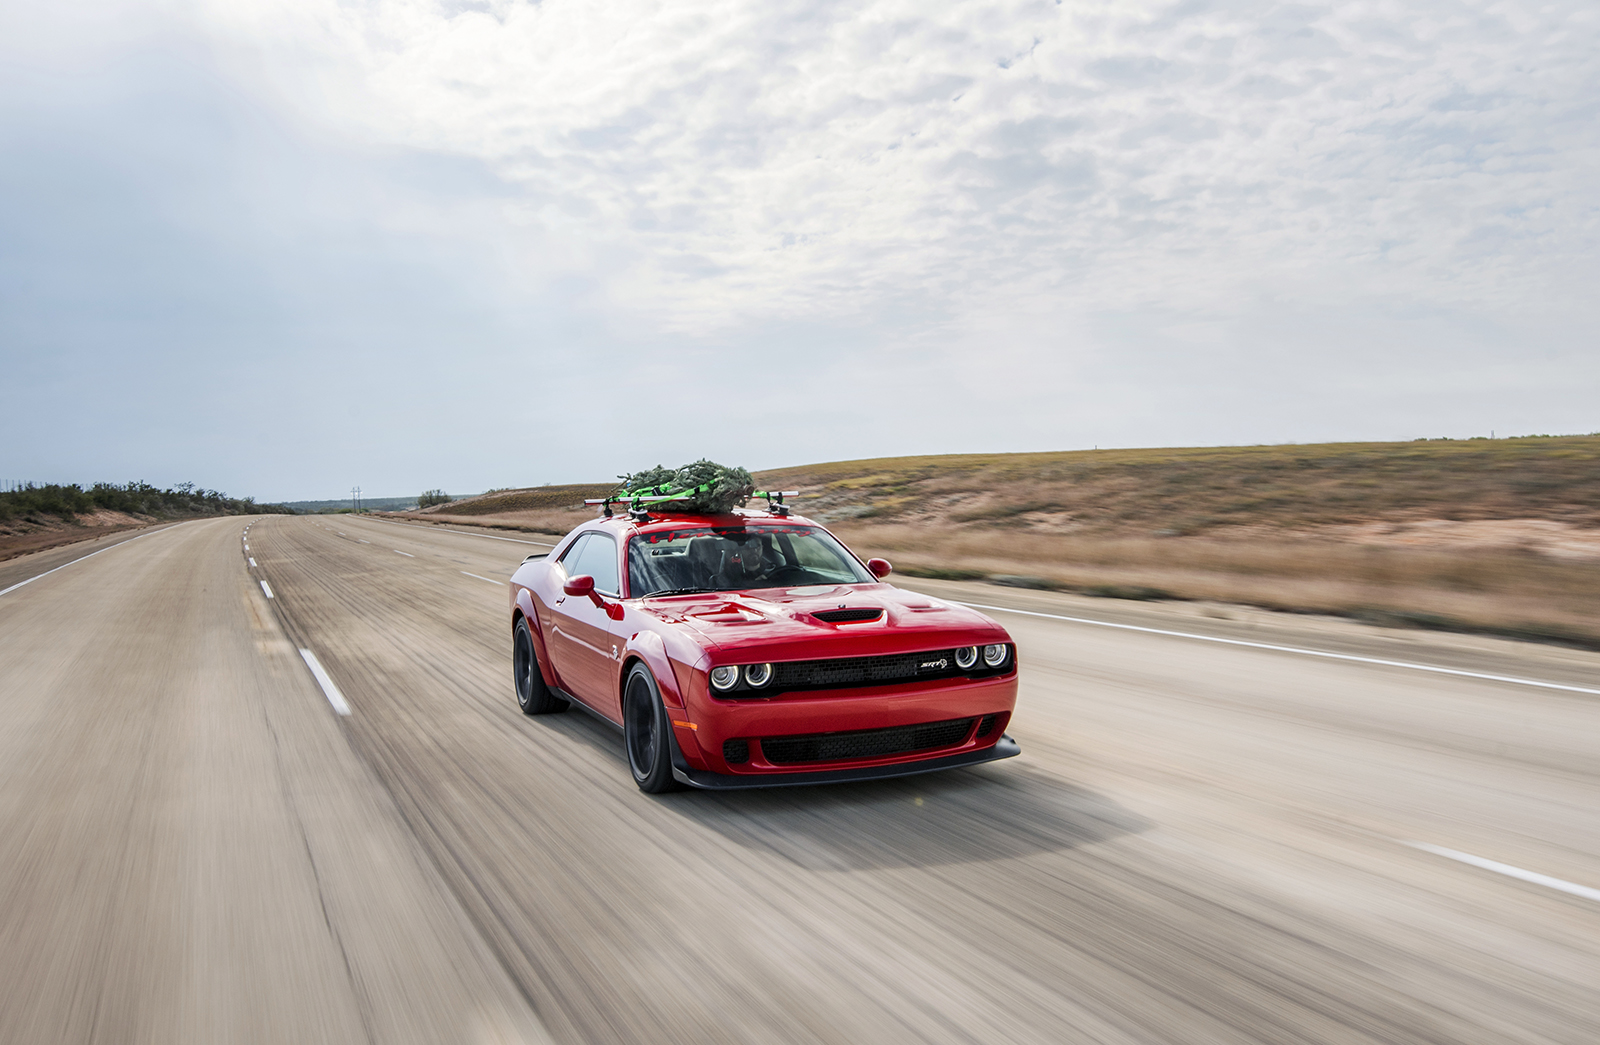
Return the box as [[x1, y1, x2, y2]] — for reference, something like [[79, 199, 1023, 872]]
[[867, 558, 892, 579], [563, 574, 596, 598]]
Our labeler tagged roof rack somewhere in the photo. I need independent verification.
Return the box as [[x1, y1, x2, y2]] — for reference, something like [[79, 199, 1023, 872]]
[[583, 487, 800, 521], [754, 490, 799, 517]]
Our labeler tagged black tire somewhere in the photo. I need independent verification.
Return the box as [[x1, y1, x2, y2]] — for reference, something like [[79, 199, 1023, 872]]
[[623, 663, 682, 793], [513, 618, 567, 715]]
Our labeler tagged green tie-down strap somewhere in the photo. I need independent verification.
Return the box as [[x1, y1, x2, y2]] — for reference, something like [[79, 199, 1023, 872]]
[[613, 460, 757, 513], [621, 482, 714, 505]]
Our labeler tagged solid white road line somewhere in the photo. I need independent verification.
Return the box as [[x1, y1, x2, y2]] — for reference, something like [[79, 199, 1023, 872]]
[[0, 528, 164, 598], [249, 557, 257, 567], [461, 571, 506, 586], [394, 550, 414, 557], [1405, 842, 1600, 903], [363, 516, 556, 547], [260, 580, 274, 599], [957, 601, 1600, 697], [298, 647, 352, 716]]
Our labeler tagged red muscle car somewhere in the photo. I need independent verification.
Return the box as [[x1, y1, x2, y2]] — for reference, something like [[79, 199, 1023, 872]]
[[509, 506, 1019, 791]]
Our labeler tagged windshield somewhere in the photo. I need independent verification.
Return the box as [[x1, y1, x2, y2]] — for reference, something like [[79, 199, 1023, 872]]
[[627, 525, 874, 596]]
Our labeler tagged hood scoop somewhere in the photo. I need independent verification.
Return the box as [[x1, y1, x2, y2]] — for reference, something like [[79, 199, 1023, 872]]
[[811, 607, 884, 624], [689, 605, 766, 624]]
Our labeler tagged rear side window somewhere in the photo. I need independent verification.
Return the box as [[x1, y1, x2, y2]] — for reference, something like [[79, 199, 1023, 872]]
[[560, 531, 620, 595]]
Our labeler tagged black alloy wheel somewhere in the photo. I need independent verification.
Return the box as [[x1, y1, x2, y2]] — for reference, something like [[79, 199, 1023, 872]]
[[513, 618, 567, 715], [624, 663, 681, 793]]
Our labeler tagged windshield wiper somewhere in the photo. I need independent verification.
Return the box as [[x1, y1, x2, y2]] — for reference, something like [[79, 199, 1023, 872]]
[[641, 587, 720, 598]]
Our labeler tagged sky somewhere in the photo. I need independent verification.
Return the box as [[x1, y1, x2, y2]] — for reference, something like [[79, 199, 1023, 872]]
[[2, 0, 1596, 502]]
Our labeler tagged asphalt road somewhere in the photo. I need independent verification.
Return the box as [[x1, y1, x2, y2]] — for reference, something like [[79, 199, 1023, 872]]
[[3, 514, 1597, 1044]]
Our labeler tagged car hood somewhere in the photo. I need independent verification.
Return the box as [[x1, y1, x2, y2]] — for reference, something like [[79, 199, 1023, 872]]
[[636, 583, 1007, 654]]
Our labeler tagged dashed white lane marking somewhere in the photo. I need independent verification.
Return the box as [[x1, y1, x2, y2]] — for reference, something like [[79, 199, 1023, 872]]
[[249, 557, 257, 567], [0, 528, 164, 598], [957, 601, 1600, 697], [244, 544, 249, 551], [394, 550, 414, 557], [364, 516, 555, 547], [260, 580, 275, 599], [461, 571, 506, 586], [298, 648, 351, 716], [1405, 842, 1600, 903], [358, 539, 371, 544]]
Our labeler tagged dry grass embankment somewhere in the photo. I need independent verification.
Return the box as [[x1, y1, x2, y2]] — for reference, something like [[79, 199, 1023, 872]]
[[762, 437, 1600, 648], [0, 481, 292, 562], [390, 438, 1600, 647], [0, 509, 154, 562]]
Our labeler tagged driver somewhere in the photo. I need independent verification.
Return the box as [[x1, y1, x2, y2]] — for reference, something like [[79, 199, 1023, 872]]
[[725, 534, 771, 585]]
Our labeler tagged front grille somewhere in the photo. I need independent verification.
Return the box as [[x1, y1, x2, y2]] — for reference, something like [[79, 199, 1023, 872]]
[[760, 717, 974, 765], [771, 649, 964, 692], [811, 607, 883, 623], [723, 738, 750, 764], [975, 714, 998, 738]]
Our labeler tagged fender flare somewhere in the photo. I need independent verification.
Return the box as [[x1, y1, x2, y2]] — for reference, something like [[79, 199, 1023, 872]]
[[514, 586, 560, 689], [622, 631, 687, 710]]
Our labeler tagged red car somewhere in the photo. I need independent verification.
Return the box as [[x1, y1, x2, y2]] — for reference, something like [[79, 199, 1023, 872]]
[[509, 505, 1019, 791]]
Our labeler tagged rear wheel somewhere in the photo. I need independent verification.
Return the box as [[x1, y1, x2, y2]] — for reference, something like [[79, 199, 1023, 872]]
[[513, 618, 567, 715], [624, 664, 681, 793]]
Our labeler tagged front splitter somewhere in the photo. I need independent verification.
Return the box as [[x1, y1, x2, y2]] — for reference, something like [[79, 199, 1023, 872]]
[[670, 735, 1020, 790]]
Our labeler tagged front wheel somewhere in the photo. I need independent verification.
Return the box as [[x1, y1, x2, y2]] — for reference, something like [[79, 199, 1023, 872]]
[[513, 618, 567, 715], [623, 664, 681, 793]]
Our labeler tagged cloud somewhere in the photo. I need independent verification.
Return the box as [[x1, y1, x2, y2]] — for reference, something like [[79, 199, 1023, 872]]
[[2, 0, 1596, 498], [197, 0, 1600, 331]]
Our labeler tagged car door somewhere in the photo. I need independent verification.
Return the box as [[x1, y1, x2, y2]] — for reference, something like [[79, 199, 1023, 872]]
[[548, 531, 624, 720]]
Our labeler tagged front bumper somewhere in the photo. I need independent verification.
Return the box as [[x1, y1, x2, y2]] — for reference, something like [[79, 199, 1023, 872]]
[[670, 734, 1020, 790], [678, 672, 1018, 775]]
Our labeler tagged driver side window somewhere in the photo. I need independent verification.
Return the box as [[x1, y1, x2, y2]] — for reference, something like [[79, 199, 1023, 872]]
[[560, 532, 620, 596]]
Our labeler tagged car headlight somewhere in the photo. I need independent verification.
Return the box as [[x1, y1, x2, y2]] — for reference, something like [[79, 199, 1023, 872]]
[[982, 643, 1009, 668], [955, 646, 978, 670], [744, 663, 773, 687], [710, 665, 740, 691]]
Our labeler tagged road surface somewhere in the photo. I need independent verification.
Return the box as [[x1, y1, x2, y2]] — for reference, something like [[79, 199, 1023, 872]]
[[2, 514, 1597, 1044]]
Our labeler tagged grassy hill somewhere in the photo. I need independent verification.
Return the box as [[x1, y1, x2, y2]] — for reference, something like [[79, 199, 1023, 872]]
[[754, 436, 1600, 534], [394, 437, 1600, 646], [770, 438, 1600, 648]]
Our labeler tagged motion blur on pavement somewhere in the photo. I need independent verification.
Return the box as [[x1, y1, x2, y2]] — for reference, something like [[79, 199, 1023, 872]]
[[3, 515, 1597, 1043]]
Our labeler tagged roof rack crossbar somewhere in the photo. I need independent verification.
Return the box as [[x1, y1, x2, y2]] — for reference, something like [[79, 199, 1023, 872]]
[[586, 485, 801, 518]]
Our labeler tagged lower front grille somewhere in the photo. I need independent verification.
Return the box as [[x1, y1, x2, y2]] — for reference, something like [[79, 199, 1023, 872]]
[[975, 714, 998, 738], [723, 738, 750, 764], [760, 717, 974, 765]]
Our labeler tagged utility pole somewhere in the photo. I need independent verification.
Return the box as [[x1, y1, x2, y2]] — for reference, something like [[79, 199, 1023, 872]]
[[352, 486, 362, 513]]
